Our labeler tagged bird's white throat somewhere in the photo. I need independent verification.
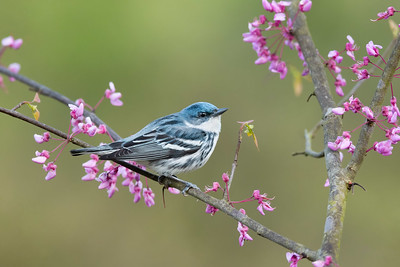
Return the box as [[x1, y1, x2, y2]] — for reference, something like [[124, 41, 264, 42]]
[[185, 116, 222, 133]]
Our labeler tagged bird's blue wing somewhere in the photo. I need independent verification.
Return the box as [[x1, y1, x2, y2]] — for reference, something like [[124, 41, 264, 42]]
[[99, 116, 206, 162]]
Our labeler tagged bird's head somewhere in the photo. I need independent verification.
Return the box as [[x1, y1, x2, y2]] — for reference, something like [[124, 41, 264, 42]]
[[180, 102, 228, 130]]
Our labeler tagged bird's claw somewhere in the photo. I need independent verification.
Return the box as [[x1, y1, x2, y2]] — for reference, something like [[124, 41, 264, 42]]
[[158, 175, 199, 196], [181, 181, 200, 196]]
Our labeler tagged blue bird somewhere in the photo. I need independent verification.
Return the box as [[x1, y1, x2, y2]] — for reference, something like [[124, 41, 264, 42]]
[[70, 102, 228, 183]]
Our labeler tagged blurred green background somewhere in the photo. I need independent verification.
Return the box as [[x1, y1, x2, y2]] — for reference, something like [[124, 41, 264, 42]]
[[1, 0, 399, 266]]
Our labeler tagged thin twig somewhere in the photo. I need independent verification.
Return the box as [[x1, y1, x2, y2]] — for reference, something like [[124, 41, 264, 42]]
[[223, 126, 242, 201], [292, 129, 324, 158]]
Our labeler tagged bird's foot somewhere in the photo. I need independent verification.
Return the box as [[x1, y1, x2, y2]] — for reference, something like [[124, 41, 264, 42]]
[[158, 175, 199, 196]]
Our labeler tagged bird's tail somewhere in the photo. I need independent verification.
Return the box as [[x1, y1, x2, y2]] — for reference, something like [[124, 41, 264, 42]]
[[70, 145, 114, 156]]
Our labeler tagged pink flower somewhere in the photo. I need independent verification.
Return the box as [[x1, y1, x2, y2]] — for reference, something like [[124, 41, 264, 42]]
[[353, 69, 370, 81], [75, 98, 85, 106], [299, 0, 312, 12], [237, 209, 253, 246], [361, 106, 374, 120], [274, 13, 286, 22], [96, 162, 119, 198], [11, 39, 23, 50], [105, 82, 123, 106], [312, 256, 332, 267], [81, 117, 98, 136], [326, 59, 341, 74], [81, 154, 99, 181], [269, 59, 287, 79], [97, 124, 107, 134], [129, 180, 143, 203], [222, 173, 230, 183], [262, 0, 273, 12], [345, 35, 358, 61], [343, 95, 362, 113], [205, 204, 219, 215], [1, 36, 14, 47], [328, 131, 353, 151], [205, 182, 222, 193], [43, 162, 57, 180], [34, 132, 50, 144], [68, 103, 84, 120], [1, 36, 23, 49], [143, 187, 155, 207], [120, 167, 137, 185], [0, 75, 4, 88], [374, 140, 393, 156], [8, 63, 21, 82], [332, 107, 345, 115], [334, 74, 346, 96], [253, 190, 275, 215], [32, 150, 50, 164], [243, 24, 262, 43], [386, 127, 400, 144], [168, 187, 180, 194], [251, 15, 267, 27], [324, 178, 330, 187], [366, 41, 382, 57], [107, 183, 118, 198], [382, 97, 400, 124], [255, 50, 271, 65], [286, 252, 302, 267], [328, 50, 343, 64], [362, 56, 371, 66]]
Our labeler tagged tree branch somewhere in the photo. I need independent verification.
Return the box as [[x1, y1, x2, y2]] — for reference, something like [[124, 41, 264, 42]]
[[290, 1, 345, 262]]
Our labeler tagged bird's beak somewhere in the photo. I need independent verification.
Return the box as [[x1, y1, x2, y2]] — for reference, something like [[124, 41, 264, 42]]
[[213, 108, 228, 117]]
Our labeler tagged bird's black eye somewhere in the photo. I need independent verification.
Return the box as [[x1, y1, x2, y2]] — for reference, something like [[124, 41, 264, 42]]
[[198, 112, 207, 118]]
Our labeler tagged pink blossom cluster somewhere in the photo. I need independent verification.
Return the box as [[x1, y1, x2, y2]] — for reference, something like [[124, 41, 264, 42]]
[[0, 35, 23, 87], [69, 102, 107, 136], [81, 155, 155, 205], [204, 173, 275, 246], [322, 35, 386, 97], [237, 208, 253, 247], [30, 80, 157, 206], [242, 1, 312, 80], [205, 173, 275, 217], [31, 82, 124, 184], [31, 133, 59, 180], [31, 88, 158, 206], [330, 95, 400, 156], [31, 147, 58, 181]]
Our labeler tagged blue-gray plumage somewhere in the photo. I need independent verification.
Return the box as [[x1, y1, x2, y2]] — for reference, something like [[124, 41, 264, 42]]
[[70, 102, 228, 177]]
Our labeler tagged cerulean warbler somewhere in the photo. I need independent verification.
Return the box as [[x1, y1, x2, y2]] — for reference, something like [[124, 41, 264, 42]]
[[70, 102, 228, 179]]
